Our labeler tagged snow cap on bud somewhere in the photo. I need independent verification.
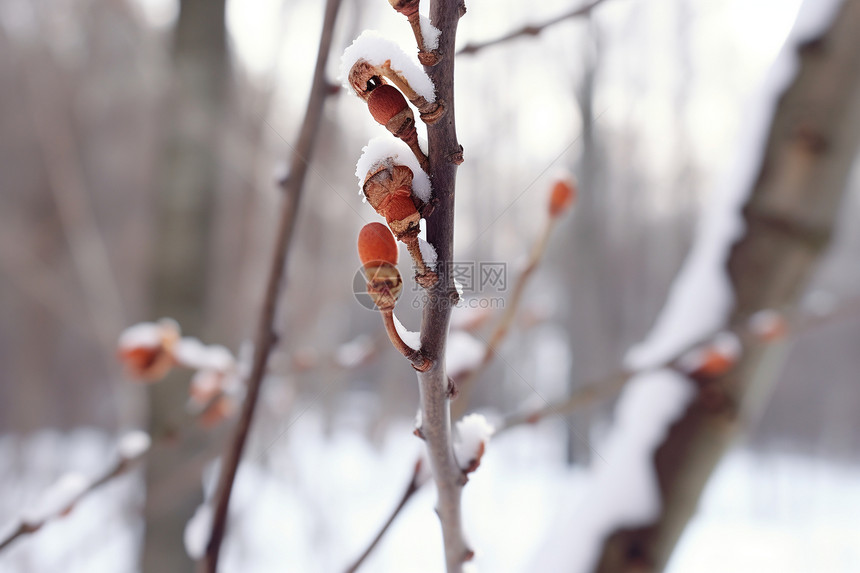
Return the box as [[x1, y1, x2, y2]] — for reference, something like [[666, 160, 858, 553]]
[[548, 177, 577, 218], [748, 310, 788, 342], [358, 222, 399, 266], [117, 318, 180, 381], [453, 413, 495, 474], [677, 332, 741, 378]]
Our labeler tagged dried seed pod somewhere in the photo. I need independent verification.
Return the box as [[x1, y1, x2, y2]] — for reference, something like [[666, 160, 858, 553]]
[[363, 164, 437, 287], [549, 177, 578, 218], [347, 59, 445, 124], [363, 262, 404, 311], [387, 0, 440, 66], [366, 85, 429, 171], [358, 221, 399, 266]]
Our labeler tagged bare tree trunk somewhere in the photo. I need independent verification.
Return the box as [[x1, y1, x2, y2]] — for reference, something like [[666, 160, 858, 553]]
[[594, 2, 860, 571], [143, 0, 229, 570]]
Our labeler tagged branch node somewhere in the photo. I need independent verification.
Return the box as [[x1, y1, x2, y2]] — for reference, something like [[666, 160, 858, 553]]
[[448, 144, 465, 165]]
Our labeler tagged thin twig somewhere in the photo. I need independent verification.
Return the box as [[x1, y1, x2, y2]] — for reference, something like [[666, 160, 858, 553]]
[[453, 216, 559, 417], [381, 310, 432, 371], [343, 458, 427, 573], [0, 451, 145, 553], [457, 0, 609, 56], [415, 2, 472, 571], [200, 0, 343, 570]]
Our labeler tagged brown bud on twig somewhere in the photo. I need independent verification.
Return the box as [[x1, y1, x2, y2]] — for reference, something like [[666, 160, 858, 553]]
[[363, 163, 438, 287], [367, 85, 430, 171], [358, 223, 404, 311], [348, 60, 445, 124], [388, 0, 441, 66], [548, 177, 578, 218], [117, 319, 180, 382]]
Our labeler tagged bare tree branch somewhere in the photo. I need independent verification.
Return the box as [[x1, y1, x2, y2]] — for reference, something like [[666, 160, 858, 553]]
[[453, 213, 562, 418], [457, 0, 609, 56], [0, 445, 147, 553], [343, 458, 427, 573], [200, 0, 344, 569], [413, 1, 472, 570], [594, 3, 860, 570]]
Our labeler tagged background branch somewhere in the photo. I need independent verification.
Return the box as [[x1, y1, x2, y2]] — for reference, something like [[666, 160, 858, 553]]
[[343, 458, 427, 573], [200, 0, 343, 569], [457, 0, 609, 56]]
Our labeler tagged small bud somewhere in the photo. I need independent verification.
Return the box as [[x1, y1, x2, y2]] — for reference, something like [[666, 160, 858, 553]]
[[677, 332, 741, 378], [358, 222, 399, 266], [366, 85, 429, 171], [117, 319, 180, 381], [548, 177, 577, 218], [348, 59, 445, 124]]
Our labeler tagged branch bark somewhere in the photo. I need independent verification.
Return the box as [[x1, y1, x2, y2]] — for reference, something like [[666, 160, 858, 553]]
[[594, 3, 860, 571], [414, 1, 471, 571], [200, 0, 343, 570]]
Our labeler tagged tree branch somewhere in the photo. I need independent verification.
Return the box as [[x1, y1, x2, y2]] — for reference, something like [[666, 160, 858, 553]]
[[0, 441, 148, 553], [200, 0, 343, 569], [594, 3, 860, 570], [457, 0, 608, 56], [343, 458, 427, 573], [414, 1, 472, 571], [453, 213, 560, 418]]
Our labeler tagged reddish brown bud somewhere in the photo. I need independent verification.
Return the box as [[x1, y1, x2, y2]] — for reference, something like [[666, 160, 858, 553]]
[[117, 319, 180, 382], [358, 222, 399, 266], [549, 178, 577, 218], [367, 85, 413, 131]]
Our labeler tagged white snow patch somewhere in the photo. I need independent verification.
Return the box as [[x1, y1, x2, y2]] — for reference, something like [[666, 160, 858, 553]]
[[184, 503, 213, 560], [393, 314, 421, 350], [417, 237, 437, 270], [453, 413, 495, 471], [625, 0, 844, 372], [419, 15, 441, 51], [446, 331, 485, 377], [355, 136, 432, 203], [117, 430, 151, 460], [174, 337, 235, 372], [340, 30, 436, 102], [747, 309, 784, 339], [21, 473, 89, 525], [534, 369, 694, 572], [117, 322, 162, 350]]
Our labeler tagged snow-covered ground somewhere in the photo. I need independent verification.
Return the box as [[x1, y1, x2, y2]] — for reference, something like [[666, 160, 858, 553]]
[[1, 417, 859, 572]]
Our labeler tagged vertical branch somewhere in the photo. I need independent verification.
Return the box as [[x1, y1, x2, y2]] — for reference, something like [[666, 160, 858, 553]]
[[415, 1, 471, 571], [200, 0, 343, 570]]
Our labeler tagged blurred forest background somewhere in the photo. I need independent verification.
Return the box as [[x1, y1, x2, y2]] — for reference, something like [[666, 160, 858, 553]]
[[1, 0, 859, 571]]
